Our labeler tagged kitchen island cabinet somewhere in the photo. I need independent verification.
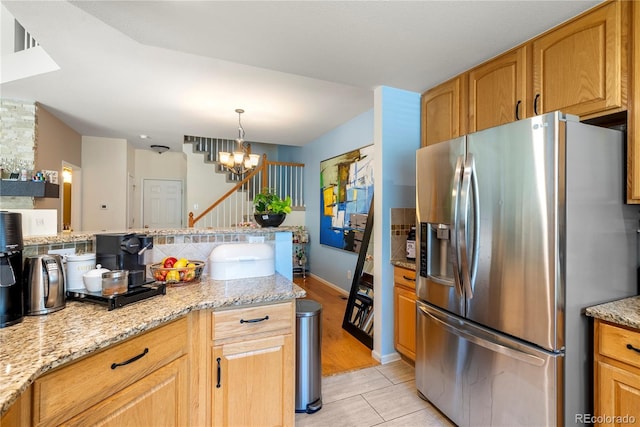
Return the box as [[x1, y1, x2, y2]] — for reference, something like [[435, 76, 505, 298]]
[[0, 274, 305, 425], [32, 318, 189, 426], [212, 302, 295, 427]]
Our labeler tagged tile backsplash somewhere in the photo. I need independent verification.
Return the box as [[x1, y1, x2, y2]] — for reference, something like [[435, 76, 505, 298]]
[[391, 207, 416, 261]]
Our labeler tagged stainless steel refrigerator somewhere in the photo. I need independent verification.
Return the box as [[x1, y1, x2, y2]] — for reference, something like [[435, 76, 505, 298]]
[[415, 111, 638, 426]]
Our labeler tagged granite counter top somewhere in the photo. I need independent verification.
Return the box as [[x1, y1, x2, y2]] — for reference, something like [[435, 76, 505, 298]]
[[391, 259, 416, 271], [23, 226, 305, 246], [0, 274, 305, 416], [585, 296, 640, 330]]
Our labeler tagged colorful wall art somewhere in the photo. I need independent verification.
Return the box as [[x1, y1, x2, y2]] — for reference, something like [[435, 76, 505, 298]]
[[319, 144, 374, 252]]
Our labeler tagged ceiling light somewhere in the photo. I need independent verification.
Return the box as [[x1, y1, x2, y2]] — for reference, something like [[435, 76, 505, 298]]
[[140, 134, 151, 139], [218, 109, 260, 175], [150, 144, 170, 154]]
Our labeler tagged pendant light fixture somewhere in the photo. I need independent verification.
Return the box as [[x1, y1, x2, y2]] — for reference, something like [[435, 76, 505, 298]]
[[218, 109, 261, 175]]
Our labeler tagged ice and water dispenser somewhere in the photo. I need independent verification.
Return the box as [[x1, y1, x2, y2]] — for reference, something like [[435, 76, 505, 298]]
[[419, 223, 455, 283]]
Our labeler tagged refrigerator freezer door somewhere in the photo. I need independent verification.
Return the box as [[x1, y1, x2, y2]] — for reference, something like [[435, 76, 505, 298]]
[[416, 301, 561, 427], [465, 113, 560, 351], [416, 138, 466, 316]]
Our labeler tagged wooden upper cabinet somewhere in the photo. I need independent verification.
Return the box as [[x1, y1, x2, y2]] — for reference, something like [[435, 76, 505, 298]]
[[628, 0, 640, 203], [468, 46, 529, 132], [532, 0, 624, 118], [421, 76, 466, 147]]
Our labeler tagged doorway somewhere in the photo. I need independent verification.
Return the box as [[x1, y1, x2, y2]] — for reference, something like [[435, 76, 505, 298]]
[[142, 179, 183, 228], [61, 162, 82, 232]]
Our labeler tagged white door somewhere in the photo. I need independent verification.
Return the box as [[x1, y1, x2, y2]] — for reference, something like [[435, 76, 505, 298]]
[[142, 179, 183, 228]]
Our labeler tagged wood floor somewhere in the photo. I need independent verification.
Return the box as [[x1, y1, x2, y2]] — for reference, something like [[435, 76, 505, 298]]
[[294, 275, 379, 376]]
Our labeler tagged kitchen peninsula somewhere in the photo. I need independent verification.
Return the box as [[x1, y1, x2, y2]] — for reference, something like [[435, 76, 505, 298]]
[[1, 227, 306, 426]]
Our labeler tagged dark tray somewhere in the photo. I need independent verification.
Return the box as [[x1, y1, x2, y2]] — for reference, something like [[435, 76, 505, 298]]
[[66, 282, 166, 311]]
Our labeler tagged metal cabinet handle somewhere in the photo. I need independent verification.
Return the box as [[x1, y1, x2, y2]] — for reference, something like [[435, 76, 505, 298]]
[[515, 100, 521, 120], [216, 357, 221, 388], [626, 343, 640, 354], [533, 94, 540, 115], [240, 315, 269, 324], [111, 348, 149, 370], [402, 275, 416, 282]]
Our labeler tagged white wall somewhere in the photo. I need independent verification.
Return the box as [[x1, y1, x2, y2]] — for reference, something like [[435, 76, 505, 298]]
[[81, 136, 128, 231], [184, 145, 229, 221]]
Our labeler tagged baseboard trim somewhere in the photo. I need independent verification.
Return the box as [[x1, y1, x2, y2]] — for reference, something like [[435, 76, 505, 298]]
[[307, 273, 350, 296], [373, 350, 401, 364]]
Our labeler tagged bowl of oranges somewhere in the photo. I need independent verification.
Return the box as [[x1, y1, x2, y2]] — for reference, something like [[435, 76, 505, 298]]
[[150, 257, 205, 286]]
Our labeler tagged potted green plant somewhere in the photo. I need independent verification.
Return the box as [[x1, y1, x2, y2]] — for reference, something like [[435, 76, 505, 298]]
[[253, 188, 292, 227]]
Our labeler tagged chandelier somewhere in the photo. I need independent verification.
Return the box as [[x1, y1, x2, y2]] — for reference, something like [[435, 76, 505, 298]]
[[218, 109, 261, 175]]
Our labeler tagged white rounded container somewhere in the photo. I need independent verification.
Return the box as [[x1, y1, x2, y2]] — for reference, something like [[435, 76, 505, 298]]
[[66, 253, 96, 290], [83, 264, 110, 293]]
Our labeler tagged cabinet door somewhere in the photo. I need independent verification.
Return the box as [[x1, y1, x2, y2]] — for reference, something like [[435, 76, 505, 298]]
[[596, 360, 640, 425], [213, 334, 294, 427], [532, 1, 623, 118], [62, 356, 189, 427], [394, 285, 416, 361], [421, 76, 466, 147], [628, 0, 640, 203], [468, 47, 528, 132]]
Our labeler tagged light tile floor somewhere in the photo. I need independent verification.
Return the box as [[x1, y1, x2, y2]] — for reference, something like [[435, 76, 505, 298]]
[[295, 360, 455, 427]]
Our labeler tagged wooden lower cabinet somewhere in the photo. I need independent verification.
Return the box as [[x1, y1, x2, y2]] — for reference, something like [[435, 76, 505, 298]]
[[32, 317, 190, 427], [1, 386, 31, 427], [393, 266, 417, 361], [211, 301, 295, 427], [63, 356, 189, 426], [594, 319, 640, 425], [2, 300, 297, 427], [213, 335, 293, 427]]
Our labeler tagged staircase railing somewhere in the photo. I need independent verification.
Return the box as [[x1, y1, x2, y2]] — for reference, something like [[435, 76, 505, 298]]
[[188, 154, 305, 228]]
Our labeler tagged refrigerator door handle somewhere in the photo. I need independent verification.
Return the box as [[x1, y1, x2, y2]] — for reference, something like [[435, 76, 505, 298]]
[[458, 154, 478, 298], [451, 155, 464, 298], [418, 304, 546, 367]]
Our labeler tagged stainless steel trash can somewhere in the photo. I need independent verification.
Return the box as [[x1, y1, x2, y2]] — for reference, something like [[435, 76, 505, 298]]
[[295, 299, 323, 414]]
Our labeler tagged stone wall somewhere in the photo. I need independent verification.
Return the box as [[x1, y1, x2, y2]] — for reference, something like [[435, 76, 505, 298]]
[[0, 98, 36, 209]]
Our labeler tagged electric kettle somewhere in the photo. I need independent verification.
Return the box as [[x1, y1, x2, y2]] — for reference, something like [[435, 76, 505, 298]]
[[23, 254, 66, 315]]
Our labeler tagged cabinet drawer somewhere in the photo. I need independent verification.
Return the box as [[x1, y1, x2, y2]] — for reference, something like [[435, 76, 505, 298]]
[[33, 317, 188, 426], [213, 302, 293, 342], [599, 322, 640, 370], [394, 267, 416, 290]]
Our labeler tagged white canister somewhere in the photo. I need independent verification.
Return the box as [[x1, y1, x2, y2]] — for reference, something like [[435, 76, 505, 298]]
[[65, 253, 96, 290]]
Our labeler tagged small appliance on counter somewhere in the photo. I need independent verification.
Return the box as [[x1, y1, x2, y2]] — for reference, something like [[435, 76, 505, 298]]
[[23, 254, 66, 315], [95, 233, 154, 287], [0, 211, 24, 327], [67, 233, 165, 310], [65, 253, 96, 291]]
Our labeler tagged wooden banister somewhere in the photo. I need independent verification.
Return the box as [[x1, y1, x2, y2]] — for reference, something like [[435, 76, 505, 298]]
[[188, 154, 305, 228]]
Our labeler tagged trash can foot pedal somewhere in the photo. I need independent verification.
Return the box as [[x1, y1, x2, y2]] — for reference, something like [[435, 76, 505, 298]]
[[305, 398, 322, 414]]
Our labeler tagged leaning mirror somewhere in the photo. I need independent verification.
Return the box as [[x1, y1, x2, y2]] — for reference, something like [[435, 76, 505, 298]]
[[342, 197, 374, 349]]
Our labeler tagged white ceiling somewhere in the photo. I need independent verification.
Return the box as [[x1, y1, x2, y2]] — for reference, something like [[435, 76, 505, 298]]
[[1, 0, 601, 152]]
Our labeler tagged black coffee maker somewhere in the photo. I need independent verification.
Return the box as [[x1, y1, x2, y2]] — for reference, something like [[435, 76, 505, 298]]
[[0, 211, 24, 327], [95, 233, 153, 288]]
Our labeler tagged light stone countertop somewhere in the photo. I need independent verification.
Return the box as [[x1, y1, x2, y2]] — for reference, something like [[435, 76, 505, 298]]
[[585, 296, 640, 330], [0, 274, 306, 416], [390, 259, 416, 271], [23, 226, 305, 246]]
